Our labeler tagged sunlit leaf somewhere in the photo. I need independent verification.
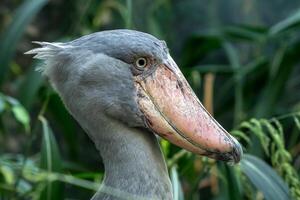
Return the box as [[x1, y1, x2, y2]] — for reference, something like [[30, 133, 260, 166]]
[[0, 95, 31, 132], [0, 165, 15, 185], [12, 105, 30, 133], [160, 139, 170, 156]]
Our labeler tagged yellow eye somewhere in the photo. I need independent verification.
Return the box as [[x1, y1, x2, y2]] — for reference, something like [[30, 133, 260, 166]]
[[135, 57, 147, 69]]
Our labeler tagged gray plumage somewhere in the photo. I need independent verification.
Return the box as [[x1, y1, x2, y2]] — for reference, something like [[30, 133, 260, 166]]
[[26, 29, 173, 199]]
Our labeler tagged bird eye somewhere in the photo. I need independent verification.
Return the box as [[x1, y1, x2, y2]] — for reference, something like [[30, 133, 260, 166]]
[[135, 57, 147, 69]]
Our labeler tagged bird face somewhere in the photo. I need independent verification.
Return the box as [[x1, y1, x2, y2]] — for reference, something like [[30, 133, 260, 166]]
[[28, 29, 242, 164], [131, 51, 242, 164], [79, 30, 242, 163]]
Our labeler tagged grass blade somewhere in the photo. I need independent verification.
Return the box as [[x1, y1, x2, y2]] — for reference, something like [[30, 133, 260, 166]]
[[11, 105, 30, 133], [170, 166, 184, 200], [254, 42, 299, 117], [294, 116, 300, 131], [223, 42, 244, 125], [241, 154, 290, 200], [223, 25, 267, 42], [48, 94, 79, 159], [39, 116, 63, 200], [4, 95, 30, 133], [18, 62, 43, 109], [270, 8, 300, 35], [217, 163, 242, 200], [0, 0, 48, 84], [191, 65, 232, 74]]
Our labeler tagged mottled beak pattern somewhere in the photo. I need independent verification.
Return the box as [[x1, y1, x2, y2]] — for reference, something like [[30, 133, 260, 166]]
[[135, 55, 242, 163]]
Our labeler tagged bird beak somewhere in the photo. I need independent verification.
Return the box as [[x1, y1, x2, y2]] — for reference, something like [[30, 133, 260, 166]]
[[134, 55, 242, 164]]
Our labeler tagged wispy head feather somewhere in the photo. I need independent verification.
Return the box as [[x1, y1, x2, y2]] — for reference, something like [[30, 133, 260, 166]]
[[25, 41, 71, 73]]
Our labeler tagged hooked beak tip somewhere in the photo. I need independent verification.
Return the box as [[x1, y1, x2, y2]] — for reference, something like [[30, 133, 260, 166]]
[[209, 137, 243, 164], [231, 137, 243, 164], [136, 54, 243, 164]]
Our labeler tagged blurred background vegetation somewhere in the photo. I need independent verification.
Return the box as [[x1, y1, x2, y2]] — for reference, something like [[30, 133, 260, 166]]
[[0, 0, 300, 199]]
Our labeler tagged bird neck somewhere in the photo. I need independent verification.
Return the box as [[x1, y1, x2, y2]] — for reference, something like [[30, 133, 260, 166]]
[[90, 121, 173, 200]]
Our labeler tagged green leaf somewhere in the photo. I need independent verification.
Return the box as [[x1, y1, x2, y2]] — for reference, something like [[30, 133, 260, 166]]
[[125, 0, 132, 29], [48, 94, 78, 159], [170, 166, 184, 200], [223, 25, 267, 42], [181, 35, 222, 67], [238, 57, 267, 78], [223, 42, 241, 71], [216, 57, 268, 110], [293, 116, 300, 131], [230, 130, 251, 145], [0, 94, 31, 132], [11, 105, 30, 133], [18, 63, 44, 109], [254, 41, 298, 117], [0, 0, 48, 84], [0, 165, 15, 185], [160, 139, 170, 156], [270, 8, 300, 35], [191, 65, 232, 74], [218, 163, 242, 200], [39, 116, 63, 200], [16, 179, 32, 195], [5, 96, 19, 106], [223, 42, 244, 125], [0, 95, 6, 113], [241, 154, 290, 200]]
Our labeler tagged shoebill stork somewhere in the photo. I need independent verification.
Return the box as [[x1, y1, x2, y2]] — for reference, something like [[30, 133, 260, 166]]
[[26, 29, 242, 200]]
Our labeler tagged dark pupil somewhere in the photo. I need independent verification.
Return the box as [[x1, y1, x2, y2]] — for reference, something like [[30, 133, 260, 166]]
[[138, 59, 145, 66]]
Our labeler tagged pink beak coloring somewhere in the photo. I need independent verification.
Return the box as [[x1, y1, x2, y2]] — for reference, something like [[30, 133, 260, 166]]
[[134, 55, 242, 163]]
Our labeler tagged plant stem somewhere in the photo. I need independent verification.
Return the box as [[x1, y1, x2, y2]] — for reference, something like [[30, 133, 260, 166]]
[[125, 0, 132, 29], [269, 111, 300, 122]]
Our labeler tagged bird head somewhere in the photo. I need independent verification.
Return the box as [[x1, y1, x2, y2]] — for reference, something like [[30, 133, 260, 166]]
[[27, 29, 242, 164]]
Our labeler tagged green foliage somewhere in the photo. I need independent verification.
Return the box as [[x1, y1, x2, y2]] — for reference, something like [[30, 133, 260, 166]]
[[241, 154, 290, 200], [0, 0, 48, 84], [0, 154, 99, 199], [39, 116, 63, 200], [270, 8, 300, 35], [170, 165, 184, 200], [0, 93, 30, 133], [294, 115, 300, 131], [18, 64, 44, 109], [233, 116, 300, 199]]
